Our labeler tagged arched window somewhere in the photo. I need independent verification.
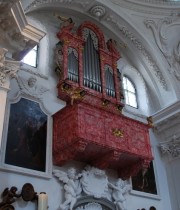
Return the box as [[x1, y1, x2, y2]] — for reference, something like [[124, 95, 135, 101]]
[[123, 76, 137, 108]]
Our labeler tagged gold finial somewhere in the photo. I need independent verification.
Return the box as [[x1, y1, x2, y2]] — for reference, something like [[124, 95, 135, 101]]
[[147, 116, 153, 127]]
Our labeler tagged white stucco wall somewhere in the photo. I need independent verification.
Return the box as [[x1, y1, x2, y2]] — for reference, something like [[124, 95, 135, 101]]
[[1, 1, 180, 210]]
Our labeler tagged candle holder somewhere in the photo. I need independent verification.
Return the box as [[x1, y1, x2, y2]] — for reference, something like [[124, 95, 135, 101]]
[[0, 183, 47, 210], [38, 192, 48, 210]]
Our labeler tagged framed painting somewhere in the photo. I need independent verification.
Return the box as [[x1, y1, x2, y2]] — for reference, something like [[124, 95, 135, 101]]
[[0, 96, 52, 178], [131, 161, 157, 195]]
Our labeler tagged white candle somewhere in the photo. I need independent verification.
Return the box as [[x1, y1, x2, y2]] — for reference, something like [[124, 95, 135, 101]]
[[38, 192, 48, 210]]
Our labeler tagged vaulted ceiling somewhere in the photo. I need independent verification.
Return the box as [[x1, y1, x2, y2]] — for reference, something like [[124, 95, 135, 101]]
[[1, 0, 180, 113]]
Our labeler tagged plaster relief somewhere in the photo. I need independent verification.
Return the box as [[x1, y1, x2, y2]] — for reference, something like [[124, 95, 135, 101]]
[[53, 166, 131, 210], [80, 166, 109, 199], [76, 203, 102, 210], [0, 48, 20, 87], [145, 17, 180, 80], [159, 135, 180, 159], [105, 15, 167, 89], [16, 76, 49, 99], [25, 0, 91, 13]]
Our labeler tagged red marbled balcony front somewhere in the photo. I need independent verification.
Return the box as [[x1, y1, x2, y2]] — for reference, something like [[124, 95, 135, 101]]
[[53, 102, 153, 179]]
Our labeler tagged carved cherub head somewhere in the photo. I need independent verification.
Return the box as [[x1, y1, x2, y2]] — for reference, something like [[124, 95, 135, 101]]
[[67, 168, 76, 179], [28, 77, 37, 88], [116, 178, 125, 188]]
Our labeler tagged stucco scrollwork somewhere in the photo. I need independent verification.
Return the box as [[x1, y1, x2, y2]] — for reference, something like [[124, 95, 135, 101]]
[[16, 76, 49, 98], [105, 15, 167, 89], [0, 48, 20, 87], [80, 166, 109, 199], [159, 135, 180, 158], [145, 17, 180, 80], [76, 202, 102, 210], [53, 166, 131, 210], [24, 0, 91, 12]]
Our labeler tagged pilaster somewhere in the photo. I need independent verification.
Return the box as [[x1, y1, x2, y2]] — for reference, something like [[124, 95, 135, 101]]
[[0, 48, 20, 145]]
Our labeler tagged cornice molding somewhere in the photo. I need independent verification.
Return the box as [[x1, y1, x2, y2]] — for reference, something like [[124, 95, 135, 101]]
[[152, 101, 180, 133], [152, 101, 180, 123], [0, 1, 46, 60], [11, 2, 46, 43]]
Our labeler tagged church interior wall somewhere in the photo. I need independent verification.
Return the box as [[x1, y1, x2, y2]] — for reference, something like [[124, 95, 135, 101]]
[[0, 1, 180, 210]]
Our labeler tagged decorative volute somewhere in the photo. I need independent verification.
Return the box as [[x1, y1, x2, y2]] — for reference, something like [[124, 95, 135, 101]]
[[0, 48, 20, 88], [53, 20, 153, 179]]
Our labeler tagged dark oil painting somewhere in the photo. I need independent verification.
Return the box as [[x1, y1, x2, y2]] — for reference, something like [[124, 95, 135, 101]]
[[132, 161, 157, 194], [5, 98, 47, 172]]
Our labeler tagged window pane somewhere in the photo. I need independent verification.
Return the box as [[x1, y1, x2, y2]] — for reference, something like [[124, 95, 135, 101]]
[[128, 92, 137, 108], [21, 46, 38, 67], [122, 76, 137, 108], [126, 79, 135, 92], [124, 90, 129, 104], [123, 78, 128, 89]]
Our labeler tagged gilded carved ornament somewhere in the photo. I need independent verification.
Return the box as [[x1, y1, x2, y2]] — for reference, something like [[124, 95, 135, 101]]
[[147, 116, 153, 127], [112, 128, 124, 138], [61, 82, 86, 105]]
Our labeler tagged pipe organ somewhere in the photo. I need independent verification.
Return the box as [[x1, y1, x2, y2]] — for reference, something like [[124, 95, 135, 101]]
[[53, 20, 153, 179]]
